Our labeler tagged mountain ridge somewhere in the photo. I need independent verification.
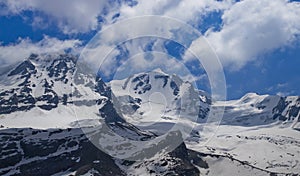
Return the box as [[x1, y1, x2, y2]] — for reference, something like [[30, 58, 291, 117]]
[[0, 53, 300, 175]]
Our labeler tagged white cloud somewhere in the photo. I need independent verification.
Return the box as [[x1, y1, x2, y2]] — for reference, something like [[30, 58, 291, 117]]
[[118, 0, 233, 22], [276, 91, 294, 97], [112, 51, 193, 80], [114, 0, 300, 72], [1, 0, 116, 34], [205, 0, 300, 70], [1, 0, 232, 35], [2, 0, 299, 73], [82, 45, 121, 77], [81, 38, 172, 79], [0, 36, 82, 65]]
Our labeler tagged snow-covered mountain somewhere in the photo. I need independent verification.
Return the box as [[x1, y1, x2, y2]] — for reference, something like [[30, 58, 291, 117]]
[[110, 69, 210, 126], [0, 53, 203, 175], [0, 53, 129, 128], [110, 68, 300, 175], [0, 53, 99, 128], [0, 53, 299, 175], [111, 70, 299, 130], [213, 93, 300, 128], [186, 93, 300, 175]]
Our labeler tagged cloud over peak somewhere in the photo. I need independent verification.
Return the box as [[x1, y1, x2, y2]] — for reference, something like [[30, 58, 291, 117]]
[[0, 36, 82, 65]]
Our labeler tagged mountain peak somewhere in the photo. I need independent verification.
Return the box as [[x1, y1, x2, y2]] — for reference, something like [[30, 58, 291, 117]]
[[110, 70, 210, 125], [151, 68, 167, 75], [21, 52, 77, 66]]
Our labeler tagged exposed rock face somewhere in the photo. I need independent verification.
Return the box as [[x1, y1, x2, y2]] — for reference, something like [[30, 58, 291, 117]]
[[0, 54, 76, 114], [0, 128, 201, 176], [212, 93, 300, 127]]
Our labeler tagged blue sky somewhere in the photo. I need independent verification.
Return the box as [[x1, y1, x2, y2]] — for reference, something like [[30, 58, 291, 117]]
[[0, 0, 299, 99]]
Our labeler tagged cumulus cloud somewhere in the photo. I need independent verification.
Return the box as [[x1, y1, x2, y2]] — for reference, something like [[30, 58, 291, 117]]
[[117, 0, 300, 71], [1, 0, 300, 72], [118, 0, 233, 22], [112, 51, 194, 81], [0, 0, 117, 34], [205, 0, 300, 70], [0, 0, 232, 34], [0, 36, 82, 65], [114, 0, 300, 73]]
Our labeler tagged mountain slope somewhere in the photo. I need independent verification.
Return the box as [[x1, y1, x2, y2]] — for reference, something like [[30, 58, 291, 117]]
[[111, 70, 300, 129], [110, 71, 300, 174], [110, 69, 210, 134], [1, 53, 300, 175], [213, 93, 300, 128], [0, 127, 202, 176], [0, 53, 202, 175], [0, 53, 119, 128]]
